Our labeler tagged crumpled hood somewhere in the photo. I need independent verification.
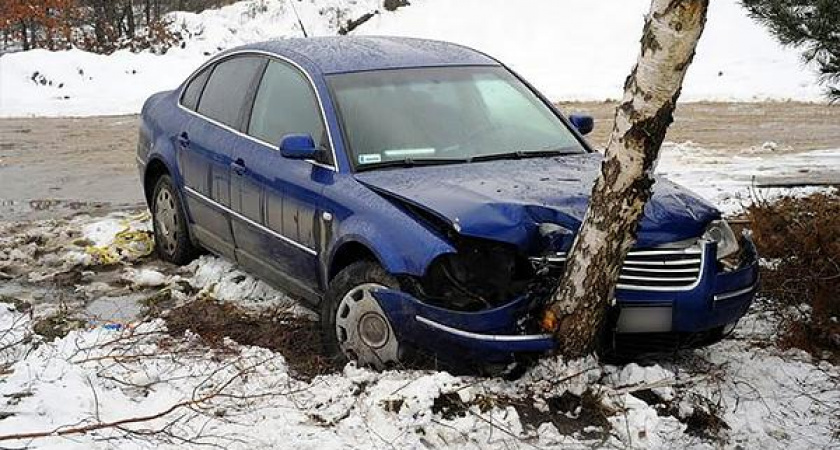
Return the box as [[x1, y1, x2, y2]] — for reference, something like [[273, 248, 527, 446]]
[[354, 154, 720, 253]]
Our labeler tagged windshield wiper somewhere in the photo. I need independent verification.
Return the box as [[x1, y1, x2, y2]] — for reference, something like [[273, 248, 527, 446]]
[[355, 157, 470, 172], [470, 147, 581, 163]]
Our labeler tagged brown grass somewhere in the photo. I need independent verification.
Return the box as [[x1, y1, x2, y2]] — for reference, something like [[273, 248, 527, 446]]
[[745, 192, 840, 360], [163, 298, 337, 379]]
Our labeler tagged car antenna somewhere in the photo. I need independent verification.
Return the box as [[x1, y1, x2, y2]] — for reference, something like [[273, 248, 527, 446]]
[[289, 1, 309, 38]]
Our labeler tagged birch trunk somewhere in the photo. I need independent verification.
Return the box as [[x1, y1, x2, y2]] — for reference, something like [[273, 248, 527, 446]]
[[542, 0, 710, 357]]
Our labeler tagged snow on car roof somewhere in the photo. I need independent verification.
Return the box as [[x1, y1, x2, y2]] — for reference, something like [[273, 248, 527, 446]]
[[239, 36, 500, 74]]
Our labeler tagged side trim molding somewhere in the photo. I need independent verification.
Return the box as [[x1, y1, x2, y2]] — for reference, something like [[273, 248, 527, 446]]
[[184, 186, 317, 256]]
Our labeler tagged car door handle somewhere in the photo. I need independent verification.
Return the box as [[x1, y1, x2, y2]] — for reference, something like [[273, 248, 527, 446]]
[[231, 158, 247, 175], [177, 132, 190, 148]]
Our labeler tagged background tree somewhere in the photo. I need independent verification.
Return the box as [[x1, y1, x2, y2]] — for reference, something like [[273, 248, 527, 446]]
[[541, 0, 710, 357], [0, 0, 77, 51], [0, 0, 235, 53], [742, 0, 840, 101]]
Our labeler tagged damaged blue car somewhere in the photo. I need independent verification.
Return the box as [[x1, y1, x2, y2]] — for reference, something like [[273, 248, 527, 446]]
[[137, 36, 759, 370]]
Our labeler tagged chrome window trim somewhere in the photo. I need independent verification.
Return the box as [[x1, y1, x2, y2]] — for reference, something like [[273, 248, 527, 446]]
[[415, 316, 552, 342], [184, 186, 317, 256], [176, 49, 339, 172]]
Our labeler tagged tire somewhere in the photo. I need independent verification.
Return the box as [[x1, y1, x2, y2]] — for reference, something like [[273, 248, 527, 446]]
[[321, 261, 402, 369], [151, 175, 198, 265]]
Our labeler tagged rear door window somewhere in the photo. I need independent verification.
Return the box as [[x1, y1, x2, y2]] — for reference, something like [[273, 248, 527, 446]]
[[180, 66, 211, 111], [197, 55, 265, 130], [247, 59, 328, 152]]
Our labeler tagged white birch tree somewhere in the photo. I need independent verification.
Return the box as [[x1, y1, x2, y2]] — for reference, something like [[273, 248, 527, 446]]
[[542, 0, 711, 356]]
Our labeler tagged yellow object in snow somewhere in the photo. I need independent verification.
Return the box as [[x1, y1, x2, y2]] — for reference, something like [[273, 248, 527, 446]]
[[85, 213, 155, 265]]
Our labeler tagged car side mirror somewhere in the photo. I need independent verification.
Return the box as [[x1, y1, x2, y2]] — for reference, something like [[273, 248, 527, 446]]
[[569, 114, 594, 136], [279, 134, 320, 160]]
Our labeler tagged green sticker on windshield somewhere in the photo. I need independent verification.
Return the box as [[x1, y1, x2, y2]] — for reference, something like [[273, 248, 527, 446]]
[[358, 154, 382, 164]]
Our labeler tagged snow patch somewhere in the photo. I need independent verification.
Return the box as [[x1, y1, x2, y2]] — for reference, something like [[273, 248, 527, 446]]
[[122, 267, 169, 287]]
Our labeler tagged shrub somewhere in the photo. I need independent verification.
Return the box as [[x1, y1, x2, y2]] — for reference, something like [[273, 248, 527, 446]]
[[745, 192, 840, 359]]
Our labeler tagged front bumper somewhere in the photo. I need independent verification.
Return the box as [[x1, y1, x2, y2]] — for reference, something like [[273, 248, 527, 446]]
[[374, 238, 759, 363]]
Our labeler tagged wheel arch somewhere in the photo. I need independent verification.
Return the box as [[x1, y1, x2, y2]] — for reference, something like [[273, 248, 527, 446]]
[[143, 156, 199, 250], [327, 240, 382, 282], [143, 157, 172, 208]]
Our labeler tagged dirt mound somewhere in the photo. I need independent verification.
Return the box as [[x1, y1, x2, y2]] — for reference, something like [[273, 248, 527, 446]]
[[163, 297, 335, 379]]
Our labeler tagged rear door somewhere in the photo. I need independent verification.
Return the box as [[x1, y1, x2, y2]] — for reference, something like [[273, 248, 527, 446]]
[[178, 55, 266, 259], [231, 58, 335, 298]]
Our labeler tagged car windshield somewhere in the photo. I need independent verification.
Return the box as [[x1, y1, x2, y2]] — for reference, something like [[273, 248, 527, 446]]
[[327, 66, 586, 170]]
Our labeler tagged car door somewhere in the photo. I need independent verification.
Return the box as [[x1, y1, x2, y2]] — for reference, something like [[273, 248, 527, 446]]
[[177, 55, 266, 259], [231, 58, 335, 299]]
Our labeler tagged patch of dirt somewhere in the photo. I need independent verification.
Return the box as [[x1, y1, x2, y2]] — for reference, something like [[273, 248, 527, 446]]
[[632, 389, 730, 441], [0, 115, 143, 221], [431, 392, 471, 420], [511, 390, 614, 439], [32, 310, 86, 340], [0, 295, 32, 313], [163, 297, 335, 379], [560, 101, 840, 151]]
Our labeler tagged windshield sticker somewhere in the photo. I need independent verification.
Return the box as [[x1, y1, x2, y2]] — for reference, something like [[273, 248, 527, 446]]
[[358, 154, 382, 164], [383, 148, 436, 157]]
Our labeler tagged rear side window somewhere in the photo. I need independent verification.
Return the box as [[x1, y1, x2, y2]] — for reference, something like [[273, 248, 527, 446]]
[[180, 66, 211, 111], [248, 60, 327, 151], [197, 56, 265, 130]]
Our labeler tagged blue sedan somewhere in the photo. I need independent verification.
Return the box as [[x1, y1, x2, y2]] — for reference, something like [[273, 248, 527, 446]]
[[137, 36, 758, 369]]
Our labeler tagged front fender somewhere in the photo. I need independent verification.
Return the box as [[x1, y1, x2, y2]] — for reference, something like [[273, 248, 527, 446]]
[[331, 216, 455, 277]]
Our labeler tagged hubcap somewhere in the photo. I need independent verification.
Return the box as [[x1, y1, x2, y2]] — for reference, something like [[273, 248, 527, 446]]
[[335, 283, 399, 368], [154, 187, 179, 255]]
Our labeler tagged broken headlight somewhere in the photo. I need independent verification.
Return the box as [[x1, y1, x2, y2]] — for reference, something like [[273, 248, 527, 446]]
[[702, 219, 740, 267], [411, 239, 532, 311]]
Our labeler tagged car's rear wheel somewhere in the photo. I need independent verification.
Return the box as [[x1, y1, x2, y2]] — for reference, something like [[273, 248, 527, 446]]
[[321, 261, 401, 369], [151, 175, 198, 265]]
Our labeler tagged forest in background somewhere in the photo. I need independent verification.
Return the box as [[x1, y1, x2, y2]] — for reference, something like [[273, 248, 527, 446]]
[[0, 0, 237, 53]]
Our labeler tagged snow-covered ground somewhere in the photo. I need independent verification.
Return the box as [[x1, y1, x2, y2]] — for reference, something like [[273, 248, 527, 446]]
[[0, 142, 838, 448], [0, 210, 838, 449], [658, 143, 840, 214], [0, 0, 824, 118]]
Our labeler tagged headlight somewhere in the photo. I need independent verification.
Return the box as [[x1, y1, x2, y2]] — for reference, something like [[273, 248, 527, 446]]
[[702, 219, 739, 260]]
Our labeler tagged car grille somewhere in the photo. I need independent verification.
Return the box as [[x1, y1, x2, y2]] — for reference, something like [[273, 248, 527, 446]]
[[530, 245, 704, 291]]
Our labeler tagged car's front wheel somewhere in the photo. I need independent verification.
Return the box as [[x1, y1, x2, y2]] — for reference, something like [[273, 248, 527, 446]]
[[321, 261, 402, 369], [151, 175, 198, 265]]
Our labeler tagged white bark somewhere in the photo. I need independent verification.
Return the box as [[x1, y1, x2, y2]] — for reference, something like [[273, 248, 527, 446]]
[[543, 0, 709, 357]]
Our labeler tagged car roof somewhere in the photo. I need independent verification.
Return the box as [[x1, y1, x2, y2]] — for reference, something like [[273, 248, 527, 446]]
[[239, 36, 500, 75]]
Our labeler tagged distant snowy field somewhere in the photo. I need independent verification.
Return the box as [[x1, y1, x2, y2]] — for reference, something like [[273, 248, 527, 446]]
[[0, 0, 824, 118]]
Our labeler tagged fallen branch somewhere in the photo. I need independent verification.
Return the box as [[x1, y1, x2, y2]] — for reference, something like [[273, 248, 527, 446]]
[[0, 390, 217, 442], [605, 374, 710, 396], [0, 355, 253, 443]]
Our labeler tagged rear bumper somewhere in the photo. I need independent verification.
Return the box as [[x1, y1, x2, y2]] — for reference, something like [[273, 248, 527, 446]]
[[374, 237, 759, 363]]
